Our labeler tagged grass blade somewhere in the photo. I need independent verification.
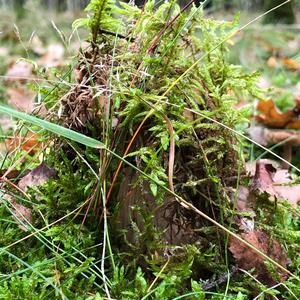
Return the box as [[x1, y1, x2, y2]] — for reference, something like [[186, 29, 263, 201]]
[[0, 105, 104, 149]]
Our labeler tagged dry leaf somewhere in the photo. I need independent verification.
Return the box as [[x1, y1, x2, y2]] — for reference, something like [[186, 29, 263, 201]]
[[232, 186, 256, 232], [248, 126, 300, 167], [0, 115, 14, 132], [7, 87, 36, 112], [5, 132, 41, 155], [229, 229, 289, 286], [0, 169, 21, 180], [18, 163, 56, 192], [256, 99, 300, 129], [38, 44, 64, 68], [6, 60, 33, 82], [10, 198, 33, 232], [5, 163, 55, 231], [252, 160, 300, 207], [183, 108, 194, 121], [281, 58, 300, 71]]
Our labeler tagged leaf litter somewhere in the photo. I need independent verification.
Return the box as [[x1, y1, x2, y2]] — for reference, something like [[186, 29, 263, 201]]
[[1, 163, 56, 232]]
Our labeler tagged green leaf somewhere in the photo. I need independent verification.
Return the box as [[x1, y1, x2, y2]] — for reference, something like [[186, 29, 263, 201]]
[[0, 105, 104, 149], [150, 182, 158, 197]]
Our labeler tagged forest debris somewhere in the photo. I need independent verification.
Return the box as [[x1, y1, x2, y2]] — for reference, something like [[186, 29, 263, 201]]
[[6, 163, 56, 232], [18, 163, 56, 192], [248, 125, 300, 166], [3, 132, 42, 155], [9, 196, 33, 232], [0, 169, 21, 180], [256, 99, 300, 129], [281, 58, 300, 71], [252, 160, 300, 207], [5, 60, 34, 82], [229, 229, 289, 286], [38, 44, 64, 68], [7, 87, 36, 112], [266, 56, 300, 71]]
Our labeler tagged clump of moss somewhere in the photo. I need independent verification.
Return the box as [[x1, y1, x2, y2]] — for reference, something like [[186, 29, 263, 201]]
[[6, 0, 300, 299]]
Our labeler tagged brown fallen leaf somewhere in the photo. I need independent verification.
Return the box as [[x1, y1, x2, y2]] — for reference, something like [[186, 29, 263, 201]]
[[10, 198, 33, 232], [38, 44, 64, 68], [256, 99, 300, 129], [281, 58, 300, 71], [5, 60, 34, 82], [231, 186, 256, 232], [248, 126, 300, 168], [267, 56, 300, 71], [18, 162, 56, 192], [7, 87, 36, 112], [229, 229, 289, 286], [6, 163, 56, 232], [4, 132, 42, 155], [0, 169, 21, 180], [252, 160, 300, 207]]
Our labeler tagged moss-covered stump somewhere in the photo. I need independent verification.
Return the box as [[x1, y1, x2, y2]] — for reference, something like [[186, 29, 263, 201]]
[[54, 0, 260, 282]]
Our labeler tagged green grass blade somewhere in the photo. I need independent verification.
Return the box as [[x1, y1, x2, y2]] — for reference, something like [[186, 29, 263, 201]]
[[0, 105, 104, 149]]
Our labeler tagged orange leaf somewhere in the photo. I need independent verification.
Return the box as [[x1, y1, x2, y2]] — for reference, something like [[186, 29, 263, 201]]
[[256, 99, 300, 129], [281, 58, 300, 71], [6, 132, 41, 155]]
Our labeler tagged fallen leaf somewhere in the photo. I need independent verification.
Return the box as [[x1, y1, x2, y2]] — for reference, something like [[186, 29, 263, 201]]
[[265, 128, 300, 146], [229, 229, 289, 286], [38, 44, 64, 68], [293, 82, 300, 98], [246, 159, 281, 176], [0, 169, 21, 180], [287, 39, 299, 52], [10, 198, 32, 232], [18, 162, 56, 192], [248, 125, 300, 167], [5, 132, 41, 155], [256, 99, 300, 129], [4, 163, 55, 232], [5, 60, 33, 82], [248, 126, 268, 146], [252, 160, 300, 207], [7, 87, 36, 112], [281, 58, 300, 71], [232, 186, 256, 232]]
